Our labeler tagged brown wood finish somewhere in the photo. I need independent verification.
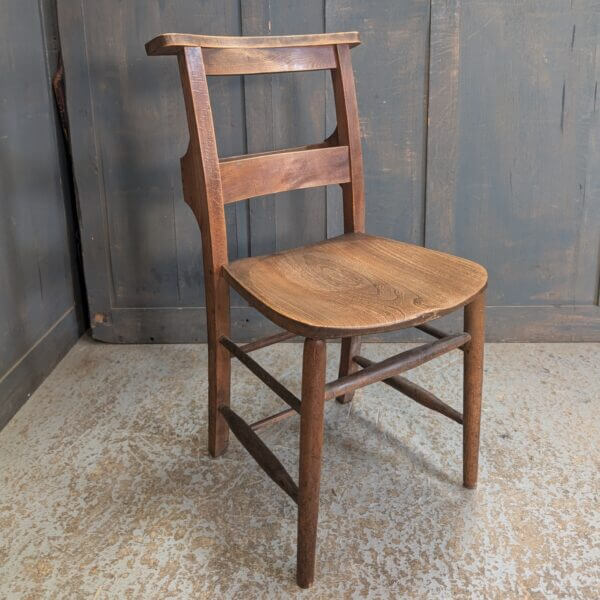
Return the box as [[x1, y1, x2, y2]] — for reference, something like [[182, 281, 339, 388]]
[[178, 47, 231, 458], [202, 45, 337, 75], [219, 405, 299, 502], [224, 232, 488, 338], [220, 336, 301, 413], [220, 146, 350, 204], [148, 31, 487, 588], [336, 336, 361, 404], [416, 322, 461, 345], [250, 407, 296, 432], [324, 333, 470, 401], [220, 136, 338, 163], [297, 338, 327, 589], [332, 44, 365, 233], [330, 43, 365, 405], [463, 290, 486, 488], [146, 32, 361, 55], [353, 355, 463, 424], [240, 330, 296, 353]]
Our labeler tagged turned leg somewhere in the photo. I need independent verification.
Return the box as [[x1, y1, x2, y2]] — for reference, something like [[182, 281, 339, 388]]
[[336, 336, 361, 404], [463, 290, 486, 488], [207, 277, 231, 458], [297, 338, 327, 588]]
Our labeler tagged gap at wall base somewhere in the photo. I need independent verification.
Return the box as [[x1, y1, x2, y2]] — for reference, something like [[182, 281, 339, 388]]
[[89, 305, 600, 344]]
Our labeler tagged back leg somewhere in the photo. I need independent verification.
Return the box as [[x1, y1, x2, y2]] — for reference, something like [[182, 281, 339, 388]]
[[336, 336, 361, 404], [207, 279, 231, 458], [463, 290, 486, 488]]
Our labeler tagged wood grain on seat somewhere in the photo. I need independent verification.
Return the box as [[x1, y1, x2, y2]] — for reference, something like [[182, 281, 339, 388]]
[[224, 232, 488, 338]]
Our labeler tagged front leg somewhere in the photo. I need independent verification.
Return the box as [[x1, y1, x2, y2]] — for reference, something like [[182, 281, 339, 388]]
[[297, 338, 327, 588]]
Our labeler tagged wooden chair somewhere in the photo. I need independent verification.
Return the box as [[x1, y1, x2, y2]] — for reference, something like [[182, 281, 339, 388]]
[[146, 31, 487, 588]]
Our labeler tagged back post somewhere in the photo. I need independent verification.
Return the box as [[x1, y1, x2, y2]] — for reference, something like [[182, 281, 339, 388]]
[[331, 44, 365, 402], [178, 46, 231, 457], [331, 44, 365, 234]]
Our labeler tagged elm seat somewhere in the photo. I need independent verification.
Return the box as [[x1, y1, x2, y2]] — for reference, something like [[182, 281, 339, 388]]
[[224, 232, 488, 339]]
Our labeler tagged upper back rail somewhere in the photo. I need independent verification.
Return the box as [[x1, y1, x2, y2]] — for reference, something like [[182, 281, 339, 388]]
[[146, 32, 360, 76], [146, 32, 360, 55]]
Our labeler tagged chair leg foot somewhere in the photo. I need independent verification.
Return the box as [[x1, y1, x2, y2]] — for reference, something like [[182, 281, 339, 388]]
[[463, 290, 485, 488], [297, 338, 327, 588], [208, 336, 231, 457], [207, 275, 231, 458], [336, 336, 361, 404]]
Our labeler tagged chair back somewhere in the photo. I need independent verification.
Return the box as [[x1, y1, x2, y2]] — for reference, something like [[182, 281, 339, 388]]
[[146, 32, 364, 271]]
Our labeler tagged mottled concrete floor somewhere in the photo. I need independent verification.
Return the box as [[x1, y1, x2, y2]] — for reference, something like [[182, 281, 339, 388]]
[[0, 337, 598, 599]]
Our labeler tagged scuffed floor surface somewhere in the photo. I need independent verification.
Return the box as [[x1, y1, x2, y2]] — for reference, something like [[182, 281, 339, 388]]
[[0, 337, 598, 599]]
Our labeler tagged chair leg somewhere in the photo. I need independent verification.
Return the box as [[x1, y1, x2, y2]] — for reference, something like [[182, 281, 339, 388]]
[[207, 279, 231, 458], [297, 338, 327, 588], [463, 290, 486, 488], [336, 336, 361, 404]]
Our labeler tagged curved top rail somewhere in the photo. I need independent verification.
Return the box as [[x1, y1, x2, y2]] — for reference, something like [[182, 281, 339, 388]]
[[145, 31, 360, 56]]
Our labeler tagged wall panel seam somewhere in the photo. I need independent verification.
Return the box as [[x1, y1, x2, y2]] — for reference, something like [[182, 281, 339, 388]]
[[79, 0, 117, 309]]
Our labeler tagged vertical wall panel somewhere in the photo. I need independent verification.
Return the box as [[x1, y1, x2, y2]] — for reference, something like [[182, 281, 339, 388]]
[[425, 0, 460, 253], [1, 0, 83, 428], [426, 0, 600, 338], [326, 0, 431, 243]]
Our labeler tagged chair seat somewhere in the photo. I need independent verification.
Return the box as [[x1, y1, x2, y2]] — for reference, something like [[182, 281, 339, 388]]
[[224, 232, 488, 338]]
